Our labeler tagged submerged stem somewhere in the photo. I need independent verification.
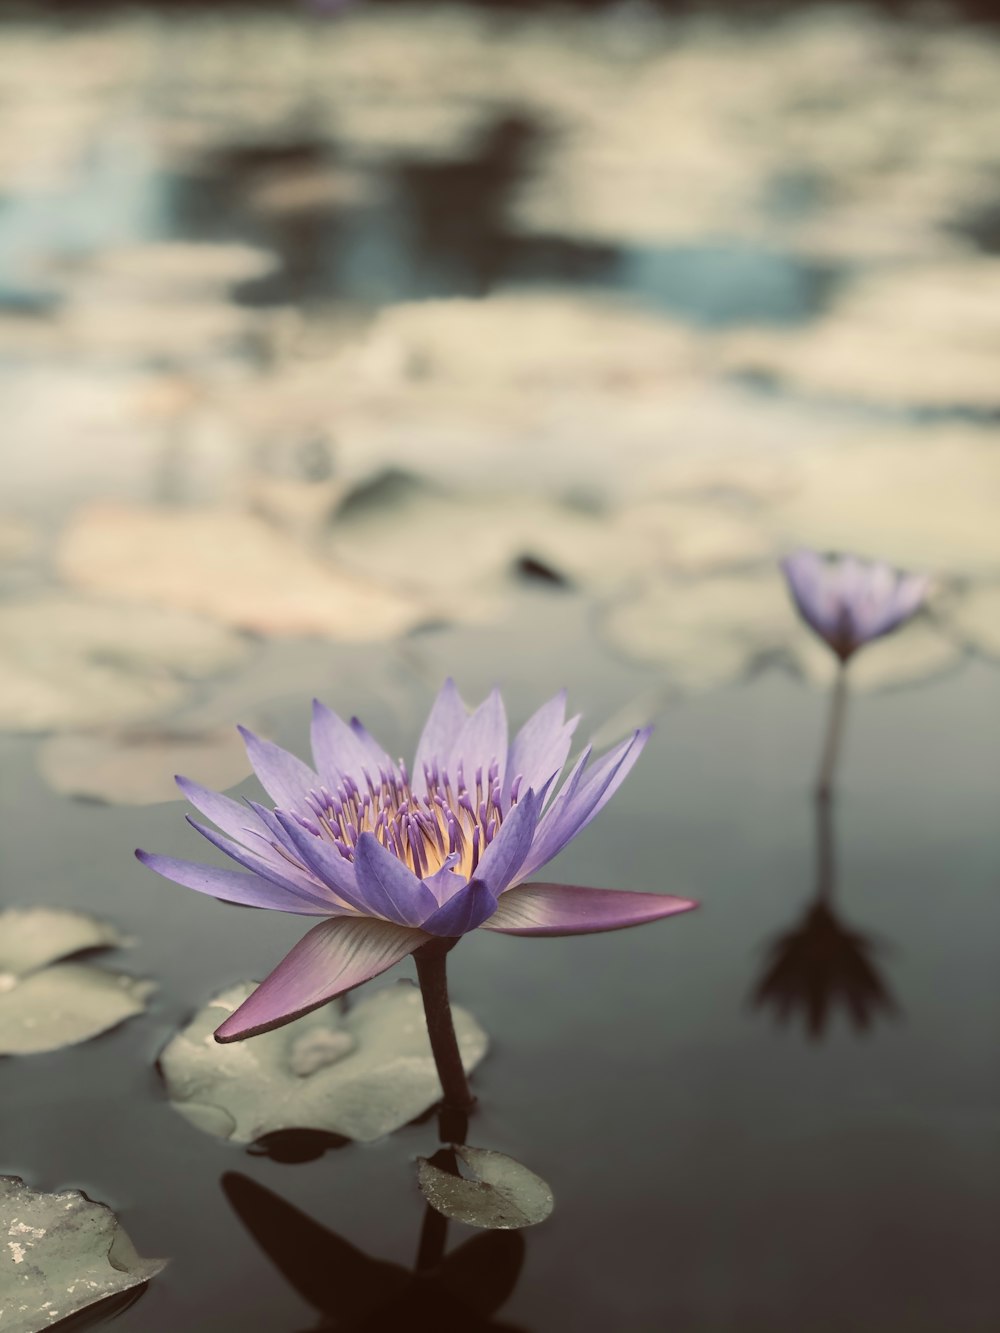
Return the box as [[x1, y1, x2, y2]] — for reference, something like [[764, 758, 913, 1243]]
[[414, 939, 475, 1113], [816, 663, 849, 800]]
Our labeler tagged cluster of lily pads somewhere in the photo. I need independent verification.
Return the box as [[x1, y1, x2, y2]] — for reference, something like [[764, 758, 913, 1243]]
[[2, 546, 930, 1329]]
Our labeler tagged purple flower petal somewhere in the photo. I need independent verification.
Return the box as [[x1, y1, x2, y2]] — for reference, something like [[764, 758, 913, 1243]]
[[482, 882, 697, 935], [472, 788, 540, 895], [412, 678, 468, 796], [520, 730, 650, 878], [349, 716, 393, 770], [272, 810, 370, 912], [781, 548, 929, 659], [187, 817, 337, 912], [503, 690, 577, 809], [175, 776, 258, 845], [238, 726, 319, 809], [135, 850, 330, 915], [311, 700, 376, 785], [353, 832, 439, 925], [422, 856, 463, 905], [214, 916, 427, 1041], [420, 880, 498, 936], [448, 687, 508, 790]]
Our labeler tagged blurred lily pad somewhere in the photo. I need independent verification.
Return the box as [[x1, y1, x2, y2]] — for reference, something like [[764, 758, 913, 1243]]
[[417, 1147, 554, 1230], [600, 574, 791, 690], [38, 726, 250, 806], [0, 1176, 166, 1333], [0, 595, 248, 733], [57, 503, 429, 641], [0, 908, 153, 1056], [765, 434, 1000, 578], [946, 584, 1000, 661], [161, 982, 487, 1144]]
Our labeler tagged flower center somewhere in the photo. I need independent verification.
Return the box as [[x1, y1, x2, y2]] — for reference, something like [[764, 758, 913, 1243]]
[[288, 758, 521, 881]]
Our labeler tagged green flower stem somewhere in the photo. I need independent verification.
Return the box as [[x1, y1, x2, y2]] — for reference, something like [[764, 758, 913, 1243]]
[[414, 938, 475, 1113]]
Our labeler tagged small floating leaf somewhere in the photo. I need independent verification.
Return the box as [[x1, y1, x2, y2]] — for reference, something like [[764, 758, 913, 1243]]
[[38, 726, 250, 806], [161, 981, 487, 1144], [0, 908, 153, 1056], [416, 1147, 554, 1230], [0, 1176, 166, 1333]]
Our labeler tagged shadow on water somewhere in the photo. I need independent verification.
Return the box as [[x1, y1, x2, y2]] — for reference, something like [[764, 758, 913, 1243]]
[[750, 796, 899, 1040], [222, 1172, 528, 1333]]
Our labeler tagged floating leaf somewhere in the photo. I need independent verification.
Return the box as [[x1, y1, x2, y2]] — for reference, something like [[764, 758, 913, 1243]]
[[0, 595, 248, 733], [56, 504, 428, 641], [161, 981, 487, 1144], [765, 434, 1000, 579], [946, 583, 1000, 661], [38, 726, 250, 806], [600, 574, 791, 690], [0, 1176, 166, 1333], [0, 908, 153, 1057], [417, 1147, 554, 1231]]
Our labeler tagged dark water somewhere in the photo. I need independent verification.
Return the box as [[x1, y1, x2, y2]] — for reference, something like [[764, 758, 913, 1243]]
[[2, 591, 999, 1331]]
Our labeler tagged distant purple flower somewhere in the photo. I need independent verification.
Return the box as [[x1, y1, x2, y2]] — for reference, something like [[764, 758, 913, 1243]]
[[137, 682, 695, 1042], [781, 548, 930, 662]]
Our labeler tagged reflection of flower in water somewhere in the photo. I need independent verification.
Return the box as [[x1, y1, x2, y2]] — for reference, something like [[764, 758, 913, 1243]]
[[752, 798, 897, 1040], [781, 548, 929, 663], [753, 899, 896, 1039], [222, 1171, 528, 1333], [137, 681, 695, 1044]]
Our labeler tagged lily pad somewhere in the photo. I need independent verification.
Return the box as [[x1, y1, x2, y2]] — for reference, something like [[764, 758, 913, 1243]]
[[160, 981, 488, 1144], [600, 574, 792, 691], [38, 726, 250, 806], [0, 595, 248, 733], [0, 1176, 166, 1333], [56, 503, 428, 642], [416, 1147, 554, 1230], [0, 908, 153, 1057]]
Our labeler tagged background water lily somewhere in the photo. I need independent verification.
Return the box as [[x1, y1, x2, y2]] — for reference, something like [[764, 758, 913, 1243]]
[[780, 549, 930, 795], [781, 548, 930, 663], [137, 681, 695, 1100]]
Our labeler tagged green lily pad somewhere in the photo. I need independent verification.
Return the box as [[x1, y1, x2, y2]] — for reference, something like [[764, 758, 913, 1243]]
[[0, 908, 153, 1057], [160, 981, 488, 1144], [0, 1176, 166, 1333], [416, 1147, 554, 1230]]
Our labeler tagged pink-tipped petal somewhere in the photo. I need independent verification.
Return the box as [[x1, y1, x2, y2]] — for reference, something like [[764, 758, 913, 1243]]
[[482, 882, 697, 936], [214, 916, 428, 1041], [135, 850, 330, 915], [238, 726, 319, 810]]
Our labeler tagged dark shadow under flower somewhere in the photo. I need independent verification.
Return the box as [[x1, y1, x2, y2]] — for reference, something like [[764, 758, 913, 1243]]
[[222, 1171, 528, 1333]]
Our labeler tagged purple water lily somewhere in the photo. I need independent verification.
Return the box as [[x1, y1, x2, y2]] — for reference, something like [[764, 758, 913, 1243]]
[[781, 548, 929, 662], [781, 549, 930, 796], [137, 682, 695, 1081]]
